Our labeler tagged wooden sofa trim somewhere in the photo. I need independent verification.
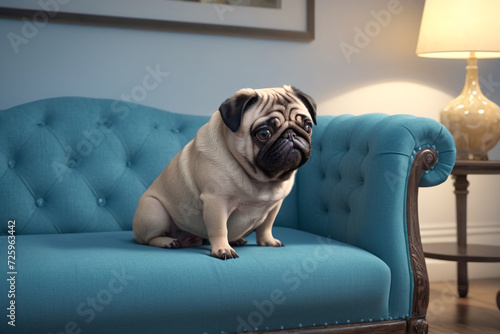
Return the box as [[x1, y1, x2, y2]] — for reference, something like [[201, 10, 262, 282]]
[[405, 147, 437, 334], [237, 147, 437, 334], [251, 320, 408, 333]]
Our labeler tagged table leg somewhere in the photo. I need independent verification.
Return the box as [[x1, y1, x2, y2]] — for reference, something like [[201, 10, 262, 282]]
[[457, 262, 468, 298], [454, 174, 469, 298]]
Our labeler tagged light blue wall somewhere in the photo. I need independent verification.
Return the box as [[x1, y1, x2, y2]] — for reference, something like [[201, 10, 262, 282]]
[[2, 0, 500, 280], [2, 0, 499, 116]]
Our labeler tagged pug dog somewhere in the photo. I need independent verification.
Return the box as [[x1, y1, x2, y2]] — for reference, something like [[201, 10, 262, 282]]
[[133, 85, 316, 260]]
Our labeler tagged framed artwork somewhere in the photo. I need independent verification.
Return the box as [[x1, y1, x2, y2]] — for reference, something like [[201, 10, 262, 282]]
[[0, 0, 314, 41]]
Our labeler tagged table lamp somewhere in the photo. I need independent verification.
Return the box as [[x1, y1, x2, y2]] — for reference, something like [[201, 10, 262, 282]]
[[416, 0, 500, 160]]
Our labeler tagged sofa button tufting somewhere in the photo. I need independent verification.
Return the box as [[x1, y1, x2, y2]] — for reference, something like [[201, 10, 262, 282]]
[[36, 198, 45, 207], [127, 161, 132, 167], [171, 128, 180, 134], [8, 160, 15, 169], [97, 198, 107, 207], [37, 121, 45, 126], [333, 172, 341, 182], [67, 158, 77, 168], [102, 119, 113, 128]]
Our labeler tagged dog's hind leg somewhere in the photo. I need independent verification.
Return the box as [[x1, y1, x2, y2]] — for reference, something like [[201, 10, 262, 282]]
[[133, 196, 179, 248]]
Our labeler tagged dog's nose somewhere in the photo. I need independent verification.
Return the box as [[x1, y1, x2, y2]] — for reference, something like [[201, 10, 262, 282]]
[[282, 129, 296, 141]]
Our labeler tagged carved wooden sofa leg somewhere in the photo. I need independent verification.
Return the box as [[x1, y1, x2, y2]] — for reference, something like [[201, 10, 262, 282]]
[[405, 147, 439, 334], [407, 317, 429, 334]]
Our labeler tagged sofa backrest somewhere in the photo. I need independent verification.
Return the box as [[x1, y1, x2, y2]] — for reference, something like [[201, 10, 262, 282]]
[[295, 113, 455, 243], [0, 97, 299, 235]]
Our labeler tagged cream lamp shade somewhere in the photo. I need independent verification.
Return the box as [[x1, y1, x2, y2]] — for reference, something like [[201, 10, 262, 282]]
[[416, 0, 500, 160], [417, 0, 500, 59]]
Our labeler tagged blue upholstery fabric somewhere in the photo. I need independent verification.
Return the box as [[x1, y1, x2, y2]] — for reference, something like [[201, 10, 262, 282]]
[[0, 97, 298, 233], [0, 97, 207, 234], [0, 227, 391, 334], [296, 113, 455, 319], [0, 97, 455, 333]]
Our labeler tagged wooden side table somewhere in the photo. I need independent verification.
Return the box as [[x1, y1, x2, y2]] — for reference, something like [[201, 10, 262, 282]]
[[423, 160, 500, 305]]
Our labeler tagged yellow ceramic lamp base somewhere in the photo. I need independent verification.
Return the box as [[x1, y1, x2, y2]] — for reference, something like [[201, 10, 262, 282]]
[[440, 56, 500, 160]]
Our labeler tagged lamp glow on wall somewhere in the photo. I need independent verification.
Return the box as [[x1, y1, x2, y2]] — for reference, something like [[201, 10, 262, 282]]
[[416, 0, 500, 160]]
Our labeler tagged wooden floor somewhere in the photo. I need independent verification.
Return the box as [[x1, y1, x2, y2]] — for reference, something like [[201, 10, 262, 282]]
[[427, 278, 500, 333]]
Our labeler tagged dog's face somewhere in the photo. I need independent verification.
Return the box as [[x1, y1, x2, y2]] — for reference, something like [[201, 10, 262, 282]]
[[219, 85, 316, 181]]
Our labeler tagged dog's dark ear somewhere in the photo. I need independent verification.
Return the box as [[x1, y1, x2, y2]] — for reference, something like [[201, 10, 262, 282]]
[[291, 86, 317, 125], [219, 90, 258, 132]]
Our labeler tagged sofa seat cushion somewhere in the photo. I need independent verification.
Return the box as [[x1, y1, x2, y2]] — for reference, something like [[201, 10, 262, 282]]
[[3, 227, 392, 334]]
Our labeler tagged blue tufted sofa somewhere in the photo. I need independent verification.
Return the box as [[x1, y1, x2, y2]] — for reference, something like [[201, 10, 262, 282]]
[[0, 97, 455, 334]]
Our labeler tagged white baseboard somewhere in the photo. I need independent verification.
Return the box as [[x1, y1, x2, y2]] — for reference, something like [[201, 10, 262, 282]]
[[420, 221, 500, 282], [426, 260, 500, 282]]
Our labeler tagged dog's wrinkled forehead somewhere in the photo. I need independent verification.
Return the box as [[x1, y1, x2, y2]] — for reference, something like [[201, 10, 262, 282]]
[[253, 86, 303, 114], [219, 85, 317, 133]]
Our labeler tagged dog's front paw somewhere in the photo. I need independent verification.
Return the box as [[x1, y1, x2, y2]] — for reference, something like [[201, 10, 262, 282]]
[[211, 247, 239, 260], [257, 237, 284, 247]]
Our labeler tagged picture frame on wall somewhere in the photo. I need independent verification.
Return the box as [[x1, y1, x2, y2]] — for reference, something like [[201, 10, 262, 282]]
[[0, 0, 314, 41]]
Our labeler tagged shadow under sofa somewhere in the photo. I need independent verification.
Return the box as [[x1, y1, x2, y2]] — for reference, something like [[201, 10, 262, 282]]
[[0, 97, 456, 334]]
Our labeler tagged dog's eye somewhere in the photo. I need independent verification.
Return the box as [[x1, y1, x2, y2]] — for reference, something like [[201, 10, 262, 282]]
[[303, 120, 313, 133], [256, 128, 272, 141]]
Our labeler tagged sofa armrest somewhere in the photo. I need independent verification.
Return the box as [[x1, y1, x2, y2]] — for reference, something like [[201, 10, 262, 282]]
[[296, 113, 456, 320]]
